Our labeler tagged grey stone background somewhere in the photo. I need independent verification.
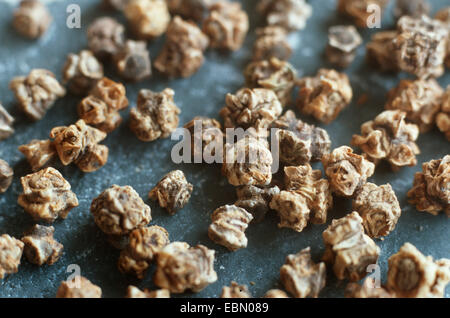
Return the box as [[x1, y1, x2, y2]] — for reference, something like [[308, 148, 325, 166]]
[[0, 0, 448, 298]]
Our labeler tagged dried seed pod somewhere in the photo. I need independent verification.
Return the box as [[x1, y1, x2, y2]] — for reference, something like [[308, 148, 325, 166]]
[[202, 1, 249, 51], [351, 110, 420, 169], [129, 88, 180, 142], [366, 31, 399, 72], [21, 225, 63, 266], [244, 58, 297, 106], [9, 69, 66, 121], [0, 234, 24, 280], [78, 78, 128, 133], [89, 77, 129, 112], [222, 136, 273, 187], [253, 26, 292, 61], [126, 285, 170, 298], [62, 50, 104, 95], [0, 160, 13, 194], [103, 0, 130, 11], [387, 243, 450, 298], [280, 247, 326, 298], [154, 16, 209, 78], [118, 226, 170, 279], [345, 277, 393, 298], [221, 282, 251, 298], [322, 146, 375, 197], [296, 69, 352, 124], [272, 110, 331, 165], [322, 212, 380, 281], [270, 165, 332, 232], [149, 170, 193, 215], [183, 116, 224, 160], [18, 167, 79, 223], [326, 25, 362, 68], [257, 0, 312, 32], [435, 8, 450, 69], [393, 15, 448, 79], [125, 0, 170, 39], [436, 86, 450, 140], [208, 205, 253, 251], [13, 0, 52, 39], [337, 0, 389, 28], [167, 0, 214, 21], [235, 184, 280, 223], [87, 17, 126, 61], [220, 88, 282, 130], [263, 289, 289, 298], [352, 183, 401, 238], [56, 276, 102, 298], [0, 103, 14, 141], [154, 242, 218, 293], [91, 185, 152, 236], [407, 155, 450, 216], [50, 120, 109, 172], [385, 79, 444, 132], [114, 40, 151, 82], [393, 0, 430, 21]]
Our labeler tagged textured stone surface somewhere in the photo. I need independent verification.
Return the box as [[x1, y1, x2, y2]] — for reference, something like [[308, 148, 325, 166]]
[[0, 0, 448, 298]]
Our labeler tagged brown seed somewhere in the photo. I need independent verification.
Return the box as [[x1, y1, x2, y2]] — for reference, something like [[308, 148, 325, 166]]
[[366, 31, 399, 72], [62, 50, 104, 95], [18, 139, 56, 172], [166, 0, 214, 22], [87, 17, 126, 61], [351, 110, 420, 170], [102, 0, 130, 11], [436, 86, 450, 141], [345, 277, 393, 298], [407, 155, 450, 217], [17, 167, 79, 223], [220, 88, 283, 130], [263, 289, 289, 298], [154, 242, 217, 293], [280, 247, 326, 298], [0, 159, 13, 194], [393, 0, 430, 21], [322, 212, 380, 281], [13, 0, 52, 39], [326, 25, 362, 68], [0, 103, 14, 141], [221, 281, 251, 298], [208, 205, 253, 251], [9, 69, 66, 121], [0, 234, 24, 280], [154, 16, 209, 78], [272, 110, 331, 165], [50, 119, 109, 172], [126, 285, 170, 298], [91, 185, 152, 237], [56, 276, 102, 298], [202, 1, 249, 51], [130, 88, 180, 142], [385, 78, 443, 132], [124, 0, 170, 39], [352, 182, 401, 238], [387, 243, 450, 298], [235, 184, 280, 223], [322, 146, 375, 197], [114, 40, 152, 82], [257, 0, 312, 32], [296, 69, 352, 124], [253, 26, 292, 62], [21, 225, 63, 266], [118, 226, 169, 279], [149, 170, 193, 215], [183, 116, 223, 160], [244, 58, 297, 106]]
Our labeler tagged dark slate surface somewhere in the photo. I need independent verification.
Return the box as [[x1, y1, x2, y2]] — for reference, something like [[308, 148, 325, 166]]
[[0, 0, 448, 298]]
